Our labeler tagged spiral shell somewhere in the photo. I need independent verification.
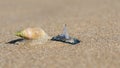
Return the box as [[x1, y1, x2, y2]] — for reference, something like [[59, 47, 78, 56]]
[[16, 27, 50, 40]]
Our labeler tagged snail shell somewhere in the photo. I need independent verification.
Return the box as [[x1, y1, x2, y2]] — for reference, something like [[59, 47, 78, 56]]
[[16, 27, 50, 40]]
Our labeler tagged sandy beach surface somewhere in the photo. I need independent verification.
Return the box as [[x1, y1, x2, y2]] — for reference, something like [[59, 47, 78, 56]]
[[0, 0, 120, 68]]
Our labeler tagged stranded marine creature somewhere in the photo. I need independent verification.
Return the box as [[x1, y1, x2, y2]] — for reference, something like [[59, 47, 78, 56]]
[[51, 24, 80, 45]]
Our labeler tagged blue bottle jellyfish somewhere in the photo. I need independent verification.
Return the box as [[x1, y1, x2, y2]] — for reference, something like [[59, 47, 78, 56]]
[[51, 24, 80, 45]]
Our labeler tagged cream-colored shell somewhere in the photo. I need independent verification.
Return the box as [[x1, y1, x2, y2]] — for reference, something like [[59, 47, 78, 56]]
[[16, 27, 50, 40]]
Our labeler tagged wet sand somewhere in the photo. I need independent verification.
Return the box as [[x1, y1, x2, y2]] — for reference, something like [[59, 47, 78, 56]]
[[0, 0, 120, 68]]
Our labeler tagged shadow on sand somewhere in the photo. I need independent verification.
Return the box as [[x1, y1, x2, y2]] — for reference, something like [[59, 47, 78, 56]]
[[6, 38, 24, 44]]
